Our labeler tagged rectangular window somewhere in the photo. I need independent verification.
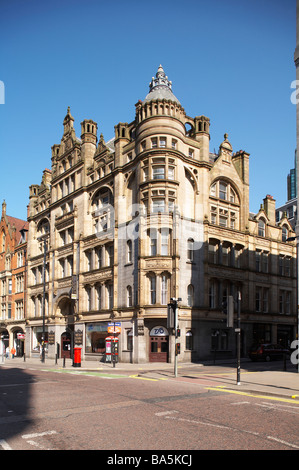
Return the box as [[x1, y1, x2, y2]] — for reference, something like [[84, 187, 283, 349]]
[[143, 167, 148, 181], [159, 137, 166, 148], [219, 182, 227, 200], [263, 289, 269, 313], [150, 276, 156, 304], [286, 291, 291, 314], [209, 282, 216, 308], [152, 166, 165, 180], [256, 250, 261, 272], [168, 166, 175, 180], [150, 230, 157, 256], [256, 287, 261, 312], [161, 275, 167, 305], [152, 199, 165, 213], [86, 287, 91, 311], [17, 252, 23, 267], [108, 284, 113, 309], [86, 251, 92, 271], [262, 252, 269, 273], [151, 138, 157, 148], [96, 247, 102, 268], [219, 215, 227, 227], [161, 229, 169, 256], [168, 199, 175, 213], [96, 285, 101, 310], [279, 256, 284, 276]]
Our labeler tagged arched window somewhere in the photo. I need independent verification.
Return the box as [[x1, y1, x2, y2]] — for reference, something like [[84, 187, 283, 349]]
[[127, 285, 132, 307], [258, 219, 266, 237], [187, 284, 194, 307], [187, 239, 194, 262], [209, 180, 240, 229], [282, 225, 288, 242], [186, 331, 193, 351], [2, 232, 5, 252], [127, 240, 132, 263], [127, 329, 133, 351]]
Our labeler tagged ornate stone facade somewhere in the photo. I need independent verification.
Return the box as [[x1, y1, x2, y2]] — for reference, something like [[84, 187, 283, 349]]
[[0, 201, 28, 356], [25, 66, 297, 363]]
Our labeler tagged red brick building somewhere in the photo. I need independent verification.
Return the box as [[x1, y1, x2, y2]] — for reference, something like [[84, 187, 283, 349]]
[[0, 201, 28, 357]]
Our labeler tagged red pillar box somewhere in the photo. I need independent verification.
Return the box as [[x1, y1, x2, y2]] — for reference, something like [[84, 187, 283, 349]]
[[73, 347, 82, 367]]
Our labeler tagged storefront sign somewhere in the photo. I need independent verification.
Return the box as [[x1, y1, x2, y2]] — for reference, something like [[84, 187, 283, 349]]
[[48, 331, 55, 345], [17, 333, 25, 340], [149, 326, 169, 336], [74, 329, 83, 345]]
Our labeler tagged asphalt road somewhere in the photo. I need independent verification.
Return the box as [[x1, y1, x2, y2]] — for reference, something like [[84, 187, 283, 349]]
[[0, 362, 298, 454]]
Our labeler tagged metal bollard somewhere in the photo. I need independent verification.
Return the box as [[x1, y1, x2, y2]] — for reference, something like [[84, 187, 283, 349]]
[[23, 353, 26, 362], [63, 357, 66, 368]]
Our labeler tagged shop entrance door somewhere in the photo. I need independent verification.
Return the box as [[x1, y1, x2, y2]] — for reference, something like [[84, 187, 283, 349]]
[[149, 336, 169, 362], [61, 332, 71, 359]]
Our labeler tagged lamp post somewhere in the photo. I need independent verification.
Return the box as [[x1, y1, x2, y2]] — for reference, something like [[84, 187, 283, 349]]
[[236, 291, 241, 385], [169, 297, 181, 377], [38, 234, 48, 363], [286, 236, 299, 373]]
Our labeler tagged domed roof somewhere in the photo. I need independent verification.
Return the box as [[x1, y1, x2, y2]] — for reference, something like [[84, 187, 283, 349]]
[[144, 65, 181, 105]]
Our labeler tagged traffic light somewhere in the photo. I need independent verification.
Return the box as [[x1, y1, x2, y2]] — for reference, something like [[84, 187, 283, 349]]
[[176, 328, 181, 338], [175, 343, 181, 355], [222, 296, 234, 327], [167, 303, 175, 328]]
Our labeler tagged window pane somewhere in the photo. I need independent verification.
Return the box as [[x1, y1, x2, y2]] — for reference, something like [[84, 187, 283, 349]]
[[152, 199, 165, 213], [168, 166, 175, 180], [153, 166, 165, 179], [219, 182, 227, 200]]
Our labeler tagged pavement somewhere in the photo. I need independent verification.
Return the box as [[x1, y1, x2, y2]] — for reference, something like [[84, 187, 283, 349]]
[[1, 355, 299, 402]]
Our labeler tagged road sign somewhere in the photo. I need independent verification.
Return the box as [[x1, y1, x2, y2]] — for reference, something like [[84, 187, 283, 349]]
[[108, 322, 121, 334]]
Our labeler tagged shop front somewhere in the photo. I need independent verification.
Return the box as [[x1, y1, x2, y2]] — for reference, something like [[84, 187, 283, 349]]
[[85, 322, 109, 360], [31, 326, 48, 357], [14, 330, 25, 357]]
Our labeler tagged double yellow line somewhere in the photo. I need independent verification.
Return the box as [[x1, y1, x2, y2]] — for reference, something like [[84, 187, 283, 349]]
[[205, 386, 299, 404], [129, 374, 168, 382]]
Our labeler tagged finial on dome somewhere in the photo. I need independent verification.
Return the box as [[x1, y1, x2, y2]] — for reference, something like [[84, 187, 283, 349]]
[[144, 65, 181, 105]]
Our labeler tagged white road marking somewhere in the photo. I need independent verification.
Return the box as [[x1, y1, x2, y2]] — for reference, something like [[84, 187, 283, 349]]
[[159, 411, 299, 449], [267, 436, 299, 450], [0, 439, 12, 450], [22, 430, 57, 440], [155, 410, 178, 416], [231, 401, 251, 405]]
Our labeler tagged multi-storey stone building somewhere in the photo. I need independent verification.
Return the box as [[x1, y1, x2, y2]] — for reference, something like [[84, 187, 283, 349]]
[[25, 65, 297, 363], [0, 201, 28, 356]]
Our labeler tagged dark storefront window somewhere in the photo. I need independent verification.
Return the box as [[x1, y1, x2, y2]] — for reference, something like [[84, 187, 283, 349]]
[[85, 323, 108, 354]]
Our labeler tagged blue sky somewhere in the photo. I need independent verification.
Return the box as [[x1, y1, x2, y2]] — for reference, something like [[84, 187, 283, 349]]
[[0, 0, 296, 221]]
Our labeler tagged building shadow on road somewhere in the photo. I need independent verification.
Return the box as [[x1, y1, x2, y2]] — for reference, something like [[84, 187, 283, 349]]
[[0, 366, 33, 446]]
